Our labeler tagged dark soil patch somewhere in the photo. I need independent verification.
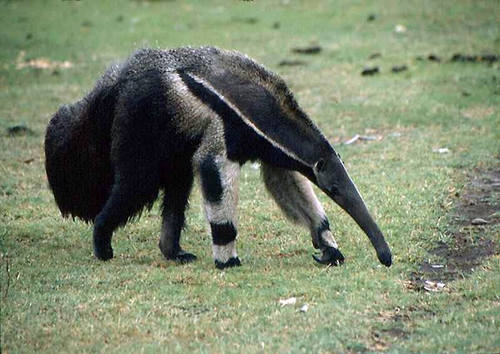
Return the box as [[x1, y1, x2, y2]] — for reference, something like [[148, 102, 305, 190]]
[[291, 45, 322, 55], [391, 65, 408, 73], [278, 59, 307, 67], [410, 167, 499, 289], [380, 327, 409, 340], [6, 124, 34, 137], [361, 66, 380, 76], [451, 53, 499, 64]]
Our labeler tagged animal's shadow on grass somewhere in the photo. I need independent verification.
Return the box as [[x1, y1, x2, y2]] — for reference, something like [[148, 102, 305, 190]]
[[116, 254, 158, 266]]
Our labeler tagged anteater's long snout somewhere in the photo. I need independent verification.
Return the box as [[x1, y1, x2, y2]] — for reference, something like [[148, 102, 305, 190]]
[[318, 161, 392, 267], [338, 194, 392, 267]]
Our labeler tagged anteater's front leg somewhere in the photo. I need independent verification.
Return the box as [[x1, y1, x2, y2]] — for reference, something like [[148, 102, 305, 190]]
[[198, 153, 241, 269], [261, 163, 345, 266]]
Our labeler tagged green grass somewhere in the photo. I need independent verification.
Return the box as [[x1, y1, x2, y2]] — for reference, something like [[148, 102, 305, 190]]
[[1, 0, 499, 352]]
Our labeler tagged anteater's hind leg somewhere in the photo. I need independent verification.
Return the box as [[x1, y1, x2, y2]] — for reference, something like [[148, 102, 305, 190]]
[[93, 72, 164, 261], [159, 162, 197, 263], [261, 163, 345, 266], [93, 165, 160, 260]]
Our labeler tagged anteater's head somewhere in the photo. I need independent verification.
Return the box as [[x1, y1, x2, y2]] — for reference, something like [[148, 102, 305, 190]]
[[313, 151, 392, 267]]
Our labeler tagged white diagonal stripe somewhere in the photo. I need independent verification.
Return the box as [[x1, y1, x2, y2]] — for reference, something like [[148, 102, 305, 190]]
[[183, 72, 311, 168]]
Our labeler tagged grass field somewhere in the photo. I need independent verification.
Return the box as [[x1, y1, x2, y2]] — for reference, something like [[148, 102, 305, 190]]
[[1, 0, 499, 352]]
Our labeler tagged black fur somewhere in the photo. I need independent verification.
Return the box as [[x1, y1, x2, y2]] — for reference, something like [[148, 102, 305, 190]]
[[44, 75, 118, 222], [92, 69, 166, 259], [159, 160, 196, 261], [316, 218, 330, 234], [200, 156, 223, 204], [210, 222, 237, 246], [208, 70, 329, 164]]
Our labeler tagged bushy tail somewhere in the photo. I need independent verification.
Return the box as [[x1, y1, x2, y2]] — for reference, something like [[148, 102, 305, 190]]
[[45, 65, 121, 222]]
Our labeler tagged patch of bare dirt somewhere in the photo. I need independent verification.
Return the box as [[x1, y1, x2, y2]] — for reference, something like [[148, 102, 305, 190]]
[[461, 106, 495, 120], [410, 167, 500, 290], [15, 50, 73, 70]]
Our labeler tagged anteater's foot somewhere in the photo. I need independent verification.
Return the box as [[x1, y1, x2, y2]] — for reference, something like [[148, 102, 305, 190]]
[[171, 250, 197, 264], [93, 242, 114, 261], [215, 257, 241, 270], [377, 249, 392, 267], [313, 246, 345, 266], [163, 249, 197, 264], [159, 239, 197, 264]]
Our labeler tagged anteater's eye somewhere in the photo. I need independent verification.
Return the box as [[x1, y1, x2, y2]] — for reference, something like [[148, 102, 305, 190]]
[[315, 158, 326, 172], [329, 185, 340, 195]]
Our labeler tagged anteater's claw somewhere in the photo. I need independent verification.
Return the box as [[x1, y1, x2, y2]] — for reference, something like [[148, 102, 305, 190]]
[[313, 247, 345, 266]]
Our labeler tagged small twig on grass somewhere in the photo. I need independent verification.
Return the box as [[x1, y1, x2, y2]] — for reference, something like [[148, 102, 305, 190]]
[[344, 134, 361, 145], [344, 134, 381, 145]]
